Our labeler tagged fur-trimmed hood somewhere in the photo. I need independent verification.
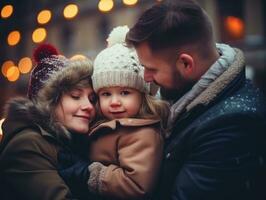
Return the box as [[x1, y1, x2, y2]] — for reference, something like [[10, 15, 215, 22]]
[[1, 97, 70, 152], [1, 59, 94, 151], [33, 59, 93, 107]]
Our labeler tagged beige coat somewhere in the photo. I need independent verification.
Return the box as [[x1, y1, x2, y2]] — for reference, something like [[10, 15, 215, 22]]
[[88, 118, 164, 200]]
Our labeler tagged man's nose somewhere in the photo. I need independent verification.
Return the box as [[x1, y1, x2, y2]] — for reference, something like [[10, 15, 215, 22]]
[[144, 69, 154, 83]]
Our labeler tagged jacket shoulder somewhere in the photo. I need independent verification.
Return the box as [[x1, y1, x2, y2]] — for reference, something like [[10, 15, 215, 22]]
[[201, 81, 266, 120], [0, 128, 58, 166]]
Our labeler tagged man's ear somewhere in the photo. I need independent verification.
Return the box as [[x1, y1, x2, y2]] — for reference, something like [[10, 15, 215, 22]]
[[176, 53, 195, 79]]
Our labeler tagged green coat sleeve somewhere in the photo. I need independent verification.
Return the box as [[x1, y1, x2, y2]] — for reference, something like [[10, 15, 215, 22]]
[[0, 130, 76, 200]]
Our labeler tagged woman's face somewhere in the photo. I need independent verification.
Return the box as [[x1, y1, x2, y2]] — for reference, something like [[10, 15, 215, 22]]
[[55, 87, 97, 134]]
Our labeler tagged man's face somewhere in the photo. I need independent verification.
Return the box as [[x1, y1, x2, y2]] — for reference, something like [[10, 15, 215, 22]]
[[136, 42, 186, 91]]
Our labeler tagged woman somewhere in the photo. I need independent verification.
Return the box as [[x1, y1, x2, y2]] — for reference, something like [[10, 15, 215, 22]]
[[0, 44, 96, 200]]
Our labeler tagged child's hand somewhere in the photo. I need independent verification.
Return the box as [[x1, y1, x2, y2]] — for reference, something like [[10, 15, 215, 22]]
[[88, 162, 107, 194]]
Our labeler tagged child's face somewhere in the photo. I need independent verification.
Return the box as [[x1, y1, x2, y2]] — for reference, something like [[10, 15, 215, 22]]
[[55, 87, 97, 134], [98, 86, 142, 120]]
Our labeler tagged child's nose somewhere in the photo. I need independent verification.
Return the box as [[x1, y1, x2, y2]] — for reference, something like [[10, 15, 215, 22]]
[[110, 96, 121, 107]]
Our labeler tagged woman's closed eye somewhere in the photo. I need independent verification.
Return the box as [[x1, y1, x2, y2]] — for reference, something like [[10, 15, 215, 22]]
[[70, 94, 80, 100]]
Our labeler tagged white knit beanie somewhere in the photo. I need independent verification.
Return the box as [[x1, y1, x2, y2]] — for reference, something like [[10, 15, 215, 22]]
[[92, 26, 155, 94]]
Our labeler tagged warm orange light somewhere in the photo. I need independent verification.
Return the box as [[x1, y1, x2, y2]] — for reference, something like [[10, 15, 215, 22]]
[[37, 10, 52, 24], [7, 66, 20, 82], [1, 5, 13, 18], [7, 31, 21, 46], [70, 54, 87, 60], [1, 60, 15, 77], [18, 57, 32, 74], [225, 16, 244, 38], [32, 28, 47, 43], [0, 118, 5, 139], [98, 0, 114, 12], [63, 4, 78, 19], [123, 0, 138, 6]]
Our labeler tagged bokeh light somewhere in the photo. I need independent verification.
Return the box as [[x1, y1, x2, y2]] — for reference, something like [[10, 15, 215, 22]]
[[63, 4, 78, 19], [1, 5, 13, 18], [18, 57, 32, 74], [0, 118, 5, 138], [70, 54, 87, 60], [225, 16, 244, 38], [7, 31, 21, 46], [32, 28, 47, 43], [98, 0, 114, 12], [37, 9, 52, 24], [123, 0, 138, 6], [1, 60, 15, 77], [7, 66, 20, 82]]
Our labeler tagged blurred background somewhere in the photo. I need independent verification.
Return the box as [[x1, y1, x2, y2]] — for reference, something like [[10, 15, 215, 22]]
[[0, 0, 265, 118]]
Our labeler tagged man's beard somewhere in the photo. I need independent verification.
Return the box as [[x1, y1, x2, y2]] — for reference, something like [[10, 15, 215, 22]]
[[160, 80, 196, 103]]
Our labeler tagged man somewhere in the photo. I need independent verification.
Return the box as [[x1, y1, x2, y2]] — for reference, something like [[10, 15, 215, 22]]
[[126, 0, 266, 199], [253, 64, 266, 93]]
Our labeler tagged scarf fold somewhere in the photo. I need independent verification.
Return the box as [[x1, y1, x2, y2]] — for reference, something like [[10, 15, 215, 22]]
[[166, 43, 236, 137]]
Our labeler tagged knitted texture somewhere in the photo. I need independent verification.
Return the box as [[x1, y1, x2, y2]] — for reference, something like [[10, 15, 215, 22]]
[[92, 43, 150, 93], [88, 162, 106, 194], [28, 44, 68, 99]]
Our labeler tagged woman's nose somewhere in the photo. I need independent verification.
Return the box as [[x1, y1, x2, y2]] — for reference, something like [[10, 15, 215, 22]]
[[81, 99, 94, 111]]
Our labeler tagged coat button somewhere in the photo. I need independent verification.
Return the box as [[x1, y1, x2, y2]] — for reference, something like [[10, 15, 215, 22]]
[[166, 153, 171, 159]]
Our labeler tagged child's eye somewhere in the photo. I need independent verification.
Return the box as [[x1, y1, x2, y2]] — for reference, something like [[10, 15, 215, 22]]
[[121, 90, 130, 96], [100, 92, 111, 97]]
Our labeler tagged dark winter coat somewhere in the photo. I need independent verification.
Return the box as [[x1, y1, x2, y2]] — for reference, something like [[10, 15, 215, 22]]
[[0, 98, 91, 200], [0, 55, 94, 200], [154, 50, 266, 200]]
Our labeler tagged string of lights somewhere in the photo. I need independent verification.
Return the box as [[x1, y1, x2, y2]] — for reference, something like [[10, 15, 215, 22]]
[[0, 0, 159, 83]]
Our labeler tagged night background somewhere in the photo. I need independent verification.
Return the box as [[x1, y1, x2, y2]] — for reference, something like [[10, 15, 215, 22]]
[[0, 0, 265, 121]]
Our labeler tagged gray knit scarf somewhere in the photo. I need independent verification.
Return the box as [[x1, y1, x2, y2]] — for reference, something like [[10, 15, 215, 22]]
[[166, 43, 236, 137]]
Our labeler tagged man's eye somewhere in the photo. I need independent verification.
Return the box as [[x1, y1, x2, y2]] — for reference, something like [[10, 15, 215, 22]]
[[147, 68, 156, 72]]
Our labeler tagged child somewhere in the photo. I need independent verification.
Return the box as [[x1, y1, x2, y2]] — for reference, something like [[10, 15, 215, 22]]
[[87, 26, 170, 199]]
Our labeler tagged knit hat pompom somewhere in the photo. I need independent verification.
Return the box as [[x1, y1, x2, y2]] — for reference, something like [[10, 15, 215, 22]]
[[106, 25, 129, 47], [33, 43, 59, 63]]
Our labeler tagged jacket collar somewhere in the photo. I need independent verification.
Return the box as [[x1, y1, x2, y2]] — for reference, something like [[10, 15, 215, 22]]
[[186, 48, 245, 112], [89, 118, 160, 136], [2, 97, 71, 143]]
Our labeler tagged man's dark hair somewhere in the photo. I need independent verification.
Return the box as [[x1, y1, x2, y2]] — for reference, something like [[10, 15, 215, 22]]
[[126, 0, 214, 52]]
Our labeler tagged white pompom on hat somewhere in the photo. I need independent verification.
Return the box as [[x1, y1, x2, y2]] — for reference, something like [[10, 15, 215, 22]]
[[92, 26, 158, 95]]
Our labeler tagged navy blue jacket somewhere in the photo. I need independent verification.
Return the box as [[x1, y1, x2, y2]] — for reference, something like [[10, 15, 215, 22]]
[[155, 66, 266, 200]]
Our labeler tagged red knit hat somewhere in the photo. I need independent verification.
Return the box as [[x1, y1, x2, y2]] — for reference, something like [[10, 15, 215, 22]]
[[27, 44, 68, 99]]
